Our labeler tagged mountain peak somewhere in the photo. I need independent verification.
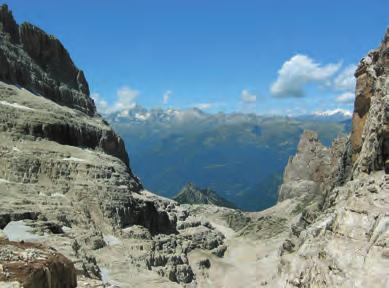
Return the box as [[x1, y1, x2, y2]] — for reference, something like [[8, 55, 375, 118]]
[[173, 183, 237, 209]]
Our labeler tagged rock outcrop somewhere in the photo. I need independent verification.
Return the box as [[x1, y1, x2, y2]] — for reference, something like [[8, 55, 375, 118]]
[[173, 183, 236, 209], [0, 239, 77, 288], [278, 131, 350, 210]]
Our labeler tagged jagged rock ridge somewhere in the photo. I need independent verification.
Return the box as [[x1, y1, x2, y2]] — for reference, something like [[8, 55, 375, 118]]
[[0, 5, 92, 116], [174, 183, 237, 209]]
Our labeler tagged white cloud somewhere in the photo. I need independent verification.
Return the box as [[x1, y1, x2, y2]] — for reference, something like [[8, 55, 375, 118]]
[[334, 65, 357, 91], [92, 86, 139, 114], [271, 54, 341, 97], [241, 89, 257, 103], [163, 90, 172, 104], [195, 103, 213, 110], [112, 86, 138, 111], [91, 92, 109, 113], [336, 92, 355, 103]]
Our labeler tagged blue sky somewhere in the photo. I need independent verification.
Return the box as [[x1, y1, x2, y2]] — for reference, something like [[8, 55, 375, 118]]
[[5, 0, 389, 115]]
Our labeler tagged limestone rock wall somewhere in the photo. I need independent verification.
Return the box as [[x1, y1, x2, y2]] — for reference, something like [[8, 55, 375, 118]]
[[351, 27, 389, 175], [278, 131, 348, 205], [0, 4, 94, 116]]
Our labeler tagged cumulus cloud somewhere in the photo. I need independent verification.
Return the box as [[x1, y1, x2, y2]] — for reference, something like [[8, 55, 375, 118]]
[[241, 89, 257, 103], [334, 65, 357, 91], [163, 90, 172, 104], [336, 92, 355, 103], [92, 86, 139, 114], [271, 54, 341, 97]]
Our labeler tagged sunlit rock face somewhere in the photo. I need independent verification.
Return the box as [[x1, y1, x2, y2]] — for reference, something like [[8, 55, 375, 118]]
[[273, 27, 389, 287], [351, 27, 389, 175]]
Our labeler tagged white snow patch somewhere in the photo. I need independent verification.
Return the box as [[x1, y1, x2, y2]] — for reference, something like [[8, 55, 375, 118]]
[[0, 101, 34, 111], [135, 112, 151, 121], [3, 221, 43, 242], [51, 193, 66, 198], [140, 190, 173, 202], [0, 178, 10, 184], [103, 234, 121, 246], [211, 222, 236, 240], [62, 157, 86, 162], [100, 267, 122, 285], [62, 226, 72, 233], [100, 267, 111, 284], [313, 108, 352, 118]]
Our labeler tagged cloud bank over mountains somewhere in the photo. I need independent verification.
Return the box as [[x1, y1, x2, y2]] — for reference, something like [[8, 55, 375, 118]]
[[270, 54, 356, 106], [92, 54, 356, 117]]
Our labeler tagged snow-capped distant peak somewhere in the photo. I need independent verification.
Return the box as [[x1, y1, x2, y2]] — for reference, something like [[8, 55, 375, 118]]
[[135, 112, 151, 121], [312, 109, 352, 118]]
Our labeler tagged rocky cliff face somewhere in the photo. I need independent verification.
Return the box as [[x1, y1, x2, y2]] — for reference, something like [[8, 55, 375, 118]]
[[278, 131, 350, 210], [0, 5, 93, 116], [351, 27, 389, 175], [270, 27, 389, 287], [0, 5, 131, 167], [0, 5, 229, 287]]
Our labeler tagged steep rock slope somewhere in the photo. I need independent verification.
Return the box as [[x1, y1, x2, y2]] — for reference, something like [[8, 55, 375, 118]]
[[0, 5, 228, 287], [174, 183, 237, 209]]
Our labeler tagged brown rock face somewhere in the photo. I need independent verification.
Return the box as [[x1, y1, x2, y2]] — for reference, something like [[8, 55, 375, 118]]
[[0, 4, 94, 116], [0, 239, 77, 288], [350, 27, 389, 170]]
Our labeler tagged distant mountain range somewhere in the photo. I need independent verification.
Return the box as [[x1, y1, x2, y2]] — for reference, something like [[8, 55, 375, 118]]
[[106, 106, 351, 211], [173, 183, 237, 209]]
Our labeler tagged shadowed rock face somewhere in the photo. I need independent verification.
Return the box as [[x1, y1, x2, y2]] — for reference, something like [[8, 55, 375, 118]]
[[0, 4, 94, 116]]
